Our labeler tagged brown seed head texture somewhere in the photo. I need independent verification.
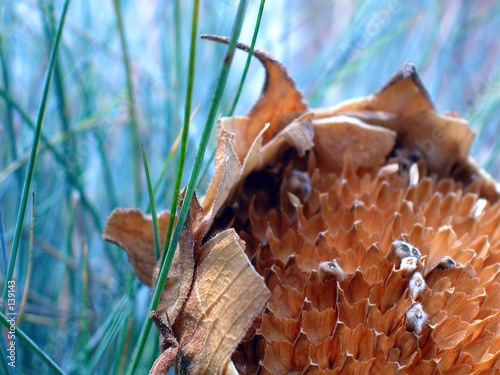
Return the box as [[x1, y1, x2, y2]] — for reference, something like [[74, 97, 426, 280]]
[[104, 37, 500, 375]]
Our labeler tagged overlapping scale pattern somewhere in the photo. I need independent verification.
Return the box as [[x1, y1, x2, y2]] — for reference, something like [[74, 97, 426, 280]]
[[210, 151, 500, 375], [103, 39, 500, 374]]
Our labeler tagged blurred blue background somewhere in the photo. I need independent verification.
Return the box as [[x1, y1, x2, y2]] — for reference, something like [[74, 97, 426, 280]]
[[0, 0, 498, 373]]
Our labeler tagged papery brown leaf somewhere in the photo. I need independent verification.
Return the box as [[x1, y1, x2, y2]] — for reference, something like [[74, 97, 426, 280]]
[[312, 115, 396, 171], [175, 229, 270, 374], [103, 208, 171, 286]]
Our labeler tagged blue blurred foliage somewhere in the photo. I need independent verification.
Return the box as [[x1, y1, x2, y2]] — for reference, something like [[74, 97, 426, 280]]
[[0, 0, 498, 373]]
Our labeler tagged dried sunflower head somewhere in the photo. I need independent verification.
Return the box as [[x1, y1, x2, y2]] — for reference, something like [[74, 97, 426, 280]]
[[104, 37, 500, 375]]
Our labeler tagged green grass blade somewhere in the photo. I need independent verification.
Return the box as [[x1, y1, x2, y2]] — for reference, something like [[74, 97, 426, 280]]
[[80, 243, 90, 366], [1, 0, 71, 311], [111, 312, 133, 374], [150, 127, 182, 209], [0, 89, 120, 269], [0, 312, 65, 374], [197, 0, 266, 190], [83, 298, 131, 375], [0, 338, 10, 375], [125, 1, 249, 373], [148, 102, 201, 214], [142, 146, 161, 259], [0, 35, 17, 165], [40, 0, 78, 194], [228, 0, 265, 116], [173, 0, 182, 134], [112, 0, 142, 207], [0, 209, 8, 279], [160, 0, 200, 258], [96, 131, 119, 209], [18, 193, 35, 326], [196, 148, 214, 191]]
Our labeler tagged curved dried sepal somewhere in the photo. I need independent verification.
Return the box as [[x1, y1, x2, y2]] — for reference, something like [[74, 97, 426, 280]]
[[201, 35, 307, 149]]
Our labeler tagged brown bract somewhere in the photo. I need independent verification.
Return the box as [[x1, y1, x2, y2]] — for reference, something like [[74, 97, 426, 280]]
[[103, 36, 500, 374]]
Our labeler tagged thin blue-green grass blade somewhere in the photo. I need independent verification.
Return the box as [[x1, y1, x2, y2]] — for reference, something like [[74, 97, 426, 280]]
[[113, 272, 138, 373], [85, 297, 126, 352], [111, 312, 133, 374], [197, 0, 265, 190], [18, 193, 35, 326], [0, 337, 10, 375], [96, 130, 119, 210], [470, 75, 499, 150], [173, 0, 182, 135], [0, 312, 65, 374], [83, 297, 131, 375], [125, 1, 249, 373], [0, 34, 17, 170], [484, 134, 500, 172], [150, 127, 182, 210], [54, 195, 75, 314], [112, 0, 142, 206], [142, 146, 161, 259], [478, 94, 500, 171], [40, 0, 78, 200], [79, 243, 90, 366], [228, 0, 265, 116], [196, 148, 214, 190], [0, 209, 8, 279], [0, 89, 120, 269], [160, 0, 200, 258], [149, 102, 201, 214], [1, 0, 71, 311]]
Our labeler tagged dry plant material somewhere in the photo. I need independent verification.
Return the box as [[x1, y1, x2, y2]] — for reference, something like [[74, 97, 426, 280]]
[[104, 37, 500, 374]]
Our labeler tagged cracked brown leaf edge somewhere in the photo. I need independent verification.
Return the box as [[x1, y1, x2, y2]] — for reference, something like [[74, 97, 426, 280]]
[[103, 36, 500, 374]]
